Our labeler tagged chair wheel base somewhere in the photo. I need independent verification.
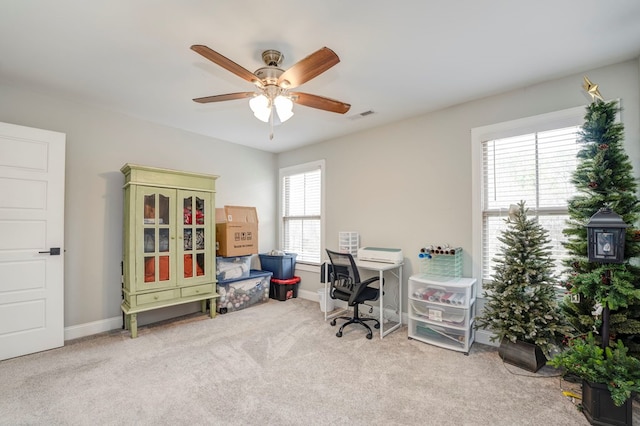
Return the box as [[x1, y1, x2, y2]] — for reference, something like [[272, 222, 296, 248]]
[[336, 331, 343, 337], [374, 323, 380, 329], [366, 333, 373, 340], [330, 319, 336, 326]]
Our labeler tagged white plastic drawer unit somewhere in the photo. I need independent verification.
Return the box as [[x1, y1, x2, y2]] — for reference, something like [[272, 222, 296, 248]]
[[408, 274, 477, 354]]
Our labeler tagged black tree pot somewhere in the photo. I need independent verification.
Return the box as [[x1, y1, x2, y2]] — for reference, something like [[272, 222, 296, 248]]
[[581, 380, 633, 426], [497, 338, 547, 373]]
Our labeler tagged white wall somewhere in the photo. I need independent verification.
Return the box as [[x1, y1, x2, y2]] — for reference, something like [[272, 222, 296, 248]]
[[0, 82, 277, 332], [279, 59, 640, 308]]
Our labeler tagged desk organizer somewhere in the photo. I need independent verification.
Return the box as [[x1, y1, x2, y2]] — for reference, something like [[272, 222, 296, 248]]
[[418, 246, 462, 278], [338, 231, 359, 255]]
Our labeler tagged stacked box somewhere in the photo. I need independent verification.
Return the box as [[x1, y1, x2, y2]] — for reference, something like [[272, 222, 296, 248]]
[[258, 252, 297, 279], [215, 206, 258, 257], [269, 276, 301, 301], [216, 255, 251, 281], [216, 270, 272, 314]]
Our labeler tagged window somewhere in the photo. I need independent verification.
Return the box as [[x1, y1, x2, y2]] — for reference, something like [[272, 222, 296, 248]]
[[472, 107, 584, 291], [279, 160, 324, 264]]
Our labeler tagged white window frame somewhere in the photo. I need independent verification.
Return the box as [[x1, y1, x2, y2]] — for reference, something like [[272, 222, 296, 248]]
[[471, 106, 585, 294], [278, 160, 325, 269]]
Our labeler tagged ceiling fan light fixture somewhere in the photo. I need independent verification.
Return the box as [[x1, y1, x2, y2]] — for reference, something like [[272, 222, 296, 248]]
[[249, 94, 271, 122], [274, 95, 294, 122]]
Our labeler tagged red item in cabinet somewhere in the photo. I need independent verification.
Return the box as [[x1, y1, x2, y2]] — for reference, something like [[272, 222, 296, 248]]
[[183, 254, 204, 278], [144, 257, 170, 282]]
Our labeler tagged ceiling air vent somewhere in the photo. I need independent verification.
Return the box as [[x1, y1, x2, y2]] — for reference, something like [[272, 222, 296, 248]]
[[348, 110, 376, 120]]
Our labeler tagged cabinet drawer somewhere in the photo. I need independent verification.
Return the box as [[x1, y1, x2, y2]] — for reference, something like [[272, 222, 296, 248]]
[[181, 283, 214, 298], [409, 299, 474, 329], [137, 289, 179, 305]]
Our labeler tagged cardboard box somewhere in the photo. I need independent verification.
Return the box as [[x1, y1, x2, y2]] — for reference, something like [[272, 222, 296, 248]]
[[216, 206, 258, 257]]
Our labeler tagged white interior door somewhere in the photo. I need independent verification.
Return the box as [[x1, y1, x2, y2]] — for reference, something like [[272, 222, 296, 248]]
[[0, 121, 66, 361]]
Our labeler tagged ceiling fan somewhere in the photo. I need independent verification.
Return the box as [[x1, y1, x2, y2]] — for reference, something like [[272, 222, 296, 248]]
[[190, 45, 351, 138]]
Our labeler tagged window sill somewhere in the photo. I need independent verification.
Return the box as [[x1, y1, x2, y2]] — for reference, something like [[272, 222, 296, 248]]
[[295, 262, 321, 273]]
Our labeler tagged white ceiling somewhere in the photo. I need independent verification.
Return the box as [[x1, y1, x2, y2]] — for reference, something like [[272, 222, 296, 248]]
[[2, 1, 640, 153]]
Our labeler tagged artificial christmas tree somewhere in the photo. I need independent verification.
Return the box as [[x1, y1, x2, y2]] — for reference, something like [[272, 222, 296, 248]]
[[475, 201, 570, 369], [561, 94, 640, 357]]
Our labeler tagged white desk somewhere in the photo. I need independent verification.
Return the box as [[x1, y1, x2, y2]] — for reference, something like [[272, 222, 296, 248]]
[[324, 259, 403, 339]]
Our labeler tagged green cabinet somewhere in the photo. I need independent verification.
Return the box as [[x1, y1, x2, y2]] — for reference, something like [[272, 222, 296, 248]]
[[120, 164, 219, 337]]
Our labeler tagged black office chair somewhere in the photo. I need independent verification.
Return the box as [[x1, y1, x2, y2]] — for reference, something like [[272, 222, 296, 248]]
[[325, 249, 382, 339]]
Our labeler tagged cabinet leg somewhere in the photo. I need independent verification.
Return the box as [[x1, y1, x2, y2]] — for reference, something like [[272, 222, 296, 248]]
[[209, 298, 216, 319], [130, 313, 138, 338], [200, 299, 207, 314]]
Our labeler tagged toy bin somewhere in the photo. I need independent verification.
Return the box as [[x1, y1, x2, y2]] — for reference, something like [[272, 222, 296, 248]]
[[216, 270, 272, 314], [216, 255, 251, 281], [258, 252, 297, 280], [269, 276, 301, 301]]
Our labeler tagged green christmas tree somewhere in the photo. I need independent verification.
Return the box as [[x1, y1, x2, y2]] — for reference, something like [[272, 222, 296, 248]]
[[561, 97, 640, 356], [476, 201, 570, 357]]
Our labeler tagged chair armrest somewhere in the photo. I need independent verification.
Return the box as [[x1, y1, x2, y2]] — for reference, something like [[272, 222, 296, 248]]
[[348, 276, 381, 305]]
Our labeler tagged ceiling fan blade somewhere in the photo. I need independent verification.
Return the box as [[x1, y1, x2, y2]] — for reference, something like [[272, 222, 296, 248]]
[[290, 92, 351, 114], [277, 47, 340, 89], [191, 45, 260, 84], [193, 92, 255, 104]]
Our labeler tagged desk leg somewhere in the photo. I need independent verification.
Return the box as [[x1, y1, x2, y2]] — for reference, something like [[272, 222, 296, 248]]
[[379, 270, 384, 339], [399, 267, 402, 326], [380, 265, 403, 338]]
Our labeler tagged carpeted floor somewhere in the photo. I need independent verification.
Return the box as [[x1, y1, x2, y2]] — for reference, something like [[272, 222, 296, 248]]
[[1, 298, 637, 425]]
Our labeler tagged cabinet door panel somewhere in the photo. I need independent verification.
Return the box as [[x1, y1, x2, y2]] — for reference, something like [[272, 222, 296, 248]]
[[178, 190, 212, 283], [135, 187, 176, 289]]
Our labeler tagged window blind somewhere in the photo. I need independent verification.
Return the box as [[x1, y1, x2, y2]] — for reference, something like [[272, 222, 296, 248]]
[[282, 166, 321, 263], [481, 126, 580, 282]]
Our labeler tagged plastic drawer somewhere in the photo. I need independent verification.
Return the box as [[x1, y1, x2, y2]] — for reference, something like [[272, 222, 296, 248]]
[[410, 319, 475, 352], [409, 275, 477, 308], [409, 299, 475, 329]]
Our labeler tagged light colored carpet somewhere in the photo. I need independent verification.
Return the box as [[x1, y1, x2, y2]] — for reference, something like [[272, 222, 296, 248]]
[[1, 298, 637, 425]]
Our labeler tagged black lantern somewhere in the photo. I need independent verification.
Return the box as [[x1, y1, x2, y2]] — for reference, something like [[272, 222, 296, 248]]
[[586, 207, 628, 264]]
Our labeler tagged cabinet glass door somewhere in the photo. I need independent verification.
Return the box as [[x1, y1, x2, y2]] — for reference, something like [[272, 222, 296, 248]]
[[179, 191, 210, 283], [137, 187, 176, 287]]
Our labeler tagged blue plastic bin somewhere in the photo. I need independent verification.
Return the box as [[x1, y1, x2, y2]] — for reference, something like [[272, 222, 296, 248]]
[[258, 252, 297, 279]]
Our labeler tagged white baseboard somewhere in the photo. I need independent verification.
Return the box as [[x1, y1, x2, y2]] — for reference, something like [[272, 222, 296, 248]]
[[298, 288, 318, 301], [65, 316, 122, 341]]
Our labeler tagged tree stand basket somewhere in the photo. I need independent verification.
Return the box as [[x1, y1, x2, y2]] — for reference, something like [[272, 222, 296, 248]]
[[498, 339, 547, 373]]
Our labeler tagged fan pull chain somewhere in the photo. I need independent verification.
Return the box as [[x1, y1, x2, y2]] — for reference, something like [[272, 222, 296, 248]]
[[269, 106, 275, 140]]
